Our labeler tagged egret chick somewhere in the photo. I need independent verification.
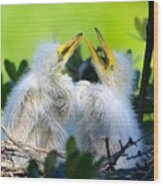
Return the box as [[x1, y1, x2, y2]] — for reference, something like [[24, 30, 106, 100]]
[[76, 28, 142, 169], [3, 33, 83, 154]]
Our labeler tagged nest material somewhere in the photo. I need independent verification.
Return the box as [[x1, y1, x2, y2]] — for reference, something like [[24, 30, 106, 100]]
[[1, 126, 154, 180], [1, 126, 64, 177]]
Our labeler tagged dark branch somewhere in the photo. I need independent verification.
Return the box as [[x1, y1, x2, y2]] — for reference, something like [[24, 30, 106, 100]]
[[104, 130, 153, 171], [138, 1, 154, 122]]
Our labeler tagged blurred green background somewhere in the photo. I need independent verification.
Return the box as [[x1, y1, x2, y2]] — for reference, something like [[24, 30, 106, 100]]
[[2, 1, 153, 125], [2, 1, 148, 82]]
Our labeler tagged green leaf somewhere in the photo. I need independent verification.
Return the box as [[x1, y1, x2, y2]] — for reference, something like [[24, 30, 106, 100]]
[[65, 155, 79, 178], [144, 98, 154, 114], [27, 159, 40, 178], [66, 136, 77, 156], [75, 153, 96, 179], [68, 46, 83, 69], [134, 17, 142, 33], [65, 137, 100, 179], [133, 70, 140, 91], [65, 137, 80, 178], [44, 150, 56, 178], [1, 81, 11, 109], [67, 47, 83, 81], [65, 152, 98, 179], [142, 121, 154, 145], [142, 18, 147, 40], [134, 17, 146, 41], [18, 59, 29, 76], [4, 59, 18, 83], [146, 83, 154, 100]]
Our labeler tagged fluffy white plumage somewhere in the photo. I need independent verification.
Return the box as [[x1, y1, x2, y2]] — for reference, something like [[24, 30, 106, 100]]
[[76, 51, 143, 169], [3, 42, 76, 153]]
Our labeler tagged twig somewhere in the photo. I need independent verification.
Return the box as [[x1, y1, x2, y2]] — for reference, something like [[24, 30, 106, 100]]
[[1, 125, 19, 147], [104, 138, 115, 171], [104, 130, 153, 171], [105, 138, 111, 160], [127, 147, 153, 160], [1, 125, 65, 159], [1, 125, 66, 177]]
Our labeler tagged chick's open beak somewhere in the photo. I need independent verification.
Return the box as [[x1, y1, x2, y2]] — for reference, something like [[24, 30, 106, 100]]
[[57, 33, 83, 62], [94, 27, 114, 69], [85, 28, 114, 73], [85, 36, 107, 74]]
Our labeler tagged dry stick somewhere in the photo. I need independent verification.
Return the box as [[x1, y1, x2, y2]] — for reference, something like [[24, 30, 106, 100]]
[[1, 130, 64, 177], [105, 138, 111, 160], [103, 135, 154, 180], [1, 131, 44, 164], [104, 138, 134, 171], [1, 125, 19, 147], [111, 138, 134, 166], [127, 148, 153, 160], [138, 1, 154, 122], [1, 125, 65, 159], [104, 138, 115, 171], [105, 130, 153, 171]]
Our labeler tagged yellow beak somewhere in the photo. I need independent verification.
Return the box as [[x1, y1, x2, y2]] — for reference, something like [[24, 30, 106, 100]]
[[85, 36, 107, 74], [57, 33, 83, 62], [94, 27, 114, 70], [85, 28, 114, 74]]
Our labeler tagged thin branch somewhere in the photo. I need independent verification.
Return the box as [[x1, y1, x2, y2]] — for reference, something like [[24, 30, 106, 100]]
[[1, 125, 19, 147], [126, 147, 153, 160], [104, 130, 153, 171], [138, 1, 154, 122], [105, 138, 111, 160]]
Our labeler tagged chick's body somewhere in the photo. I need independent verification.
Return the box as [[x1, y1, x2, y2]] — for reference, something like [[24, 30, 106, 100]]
[[4, 43, 75, 153], [76, 51, 143, 169]]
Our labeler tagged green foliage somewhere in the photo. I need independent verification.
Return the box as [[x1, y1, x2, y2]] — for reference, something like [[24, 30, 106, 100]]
[[1, 74, 12, 109], [134, 17, 147, 41], [65, 137, 97, 179], [130, 17, 147, 42], [141, 120, 154, 145], [27, 159, 40, 178], [65, 137, 99, 179], [26, 137, 100, 179], [1, 59, 29, 109], [44, 151, 57, 178], [18, 59, 29, 76], [66, 136, 78, 156], [4, 59, 29, 84], [66, 152, 97, 179], [133, 69, 140, 92], [132, 65, 154, 146], [67, 47, 83, 81], [4, 59, 19, 83], [132, 63, 154, 116]]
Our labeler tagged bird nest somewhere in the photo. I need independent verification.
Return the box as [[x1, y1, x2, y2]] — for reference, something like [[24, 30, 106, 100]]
[[1, 126, 64, 177], [1, 126, 154, 180]]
